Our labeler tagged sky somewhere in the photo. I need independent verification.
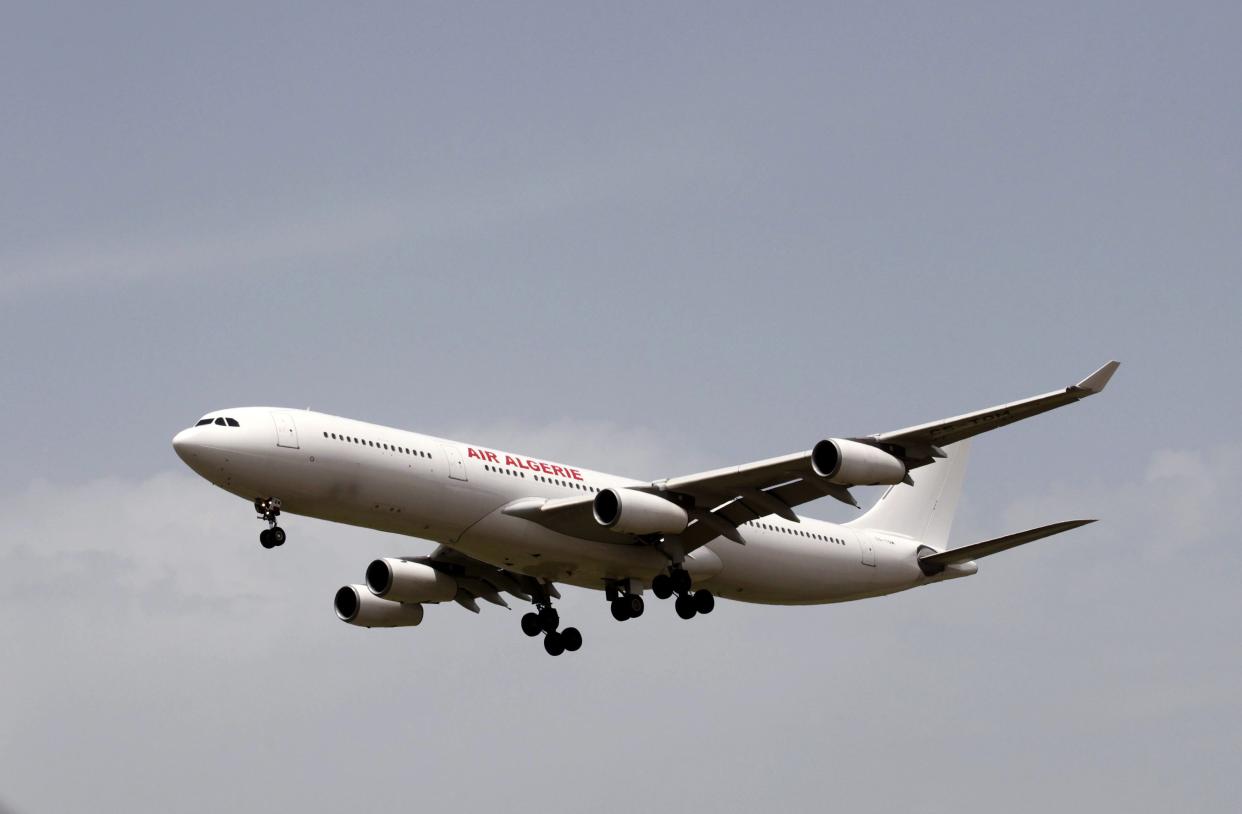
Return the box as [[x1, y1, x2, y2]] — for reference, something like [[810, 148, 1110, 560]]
[[1, 2, 1239, 811]]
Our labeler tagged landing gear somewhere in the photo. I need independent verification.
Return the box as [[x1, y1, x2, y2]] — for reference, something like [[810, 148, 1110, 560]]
[[520, 612, 543, 637], [655, 566, 713, 620], [610, 593, 645, 621], [522, 600, 581, 656], [254, 498, 285, 549]]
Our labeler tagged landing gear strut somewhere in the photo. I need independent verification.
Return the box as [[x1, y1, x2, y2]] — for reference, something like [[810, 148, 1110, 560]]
[[520, 601, 582, 657], [255, 497, 286, 549]]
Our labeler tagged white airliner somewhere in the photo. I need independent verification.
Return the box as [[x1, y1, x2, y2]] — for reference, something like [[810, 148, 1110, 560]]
[[172, 361, 1118, 656]]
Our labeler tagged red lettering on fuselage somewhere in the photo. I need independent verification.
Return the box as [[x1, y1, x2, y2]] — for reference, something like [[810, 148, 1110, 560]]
[[471, 446, 585, 481]]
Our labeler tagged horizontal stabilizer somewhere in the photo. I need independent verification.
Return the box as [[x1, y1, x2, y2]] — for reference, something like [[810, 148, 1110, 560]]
[[919, 519, 1096, 573]]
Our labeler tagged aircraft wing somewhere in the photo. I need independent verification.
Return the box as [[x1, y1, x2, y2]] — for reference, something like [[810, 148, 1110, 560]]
[[868, 360, 1120, 468], [506, 361, 1118, 555]]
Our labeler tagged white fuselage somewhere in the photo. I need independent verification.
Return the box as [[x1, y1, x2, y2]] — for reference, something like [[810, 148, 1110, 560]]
[[173, 407, 969, 605]]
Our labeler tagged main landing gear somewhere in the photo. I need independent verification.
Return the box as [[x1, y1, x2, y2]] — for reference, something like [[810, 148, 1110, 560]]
[[606, 581, 646, 622], [520, 603, 582, 657], [651, 567, 714, 620], [255, 497, 286, 549]]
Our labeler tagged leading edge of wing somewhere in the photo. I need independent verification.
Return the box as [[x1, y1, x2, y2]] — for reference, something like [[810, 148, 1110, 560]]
[[871, 360, 1120, 455]]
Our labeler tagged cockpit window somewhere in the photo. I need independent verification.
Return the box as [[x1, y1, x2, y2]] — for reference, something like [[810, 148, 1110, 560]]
[[214, 417, 226, 426], [225, 418, 240, 427], [195, 418, 214, 426]]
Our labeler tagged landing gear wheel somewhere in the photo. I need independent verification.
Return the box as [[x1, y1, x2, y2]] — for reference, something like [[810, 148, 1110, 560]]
[[560, 627, 582, 652], [270, 526, 286, 546], [543, 631, 565, 656], [694, 589, 715, 614], [671, 569, 692, 595], [537, 606, 560, 634], [521, 612, 543, 637], [651, 573, 673, 600], [626, 594, 645, 618], [675, 593, 698, 620], [259, 529, 275, 549], [611, 597, 631, 622]]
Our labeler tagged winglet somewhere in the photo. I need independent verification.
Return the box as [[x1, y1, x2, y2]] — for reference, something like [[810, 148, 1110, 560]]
[[1074, 360, 1120, 394]]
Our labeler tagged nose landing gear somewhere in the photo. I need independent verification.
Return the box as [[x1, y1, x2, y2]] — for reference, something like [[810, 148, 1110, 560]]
[[255, 497, 286, 549], [520, 603, 582, 657]]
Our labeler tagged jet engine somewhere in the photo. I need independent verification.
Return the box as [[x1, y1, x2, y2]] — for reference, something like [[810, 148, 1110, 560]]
[[811, 438, 907, 485], [334, 585, 425, 628], [366, 558, 458, 604], [593, 488, 689, 535]]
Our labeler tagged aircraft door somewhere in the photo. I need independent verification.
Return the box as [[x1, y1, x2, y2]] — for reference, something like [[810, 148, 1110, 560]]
[[442, 443, 467, 481], [272, 411, 300, 449], [859, 531, 876, 567]]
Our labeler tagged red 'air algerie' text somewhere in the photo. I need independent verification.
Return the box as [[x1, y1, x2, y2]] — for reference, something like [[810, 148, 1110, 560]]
[[466, 447, 583, 480]]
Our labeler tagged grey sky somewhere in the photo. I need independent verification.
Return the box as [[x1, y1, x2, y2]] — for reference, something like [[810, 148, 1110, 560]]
[[2, 2, 1239, 812]]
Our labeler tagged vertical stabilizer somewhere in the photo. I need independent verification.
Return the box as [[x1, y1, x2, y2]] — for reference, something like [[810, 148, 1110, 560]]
[[844, 440, 970, 548]]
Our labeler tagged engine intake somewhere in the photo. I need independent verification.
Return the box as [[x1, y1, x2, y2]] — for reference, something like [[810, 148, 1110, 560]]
[[811, 438, 907, 485], [366, 558, 458, 604], [593, 488, 689, 535], [334, 585, 425, 628]]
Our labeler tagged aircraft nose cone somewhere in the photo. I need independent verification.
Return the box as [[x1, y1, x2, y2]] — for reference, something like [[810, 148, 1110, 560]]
[[172, 428, 199, 462]]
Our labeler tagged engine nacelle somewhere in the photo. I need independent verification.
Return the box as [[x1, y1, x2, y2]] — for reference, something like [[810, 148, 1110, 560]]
[[811, 438, 907, 485], [366, 558, 458, 604], [334, 585, 425, 628], [593, 488, 689, 535]]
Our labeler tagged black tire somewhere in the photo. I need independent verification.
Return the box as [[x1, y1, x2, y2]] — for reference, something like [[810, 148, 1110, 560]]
[[671, 569, 692, 594], [538, 606, 560, 633], [561, 627, 582, 652], [259, 529, 274, 549], [270, 527, 286, 546], [651, 573, 673, 600], [627, 594, 645, 618], [675, 594, 697, 620], [611, 597, 631, 622], [521, 612, 543, 637], [694, 589, 715, 614], [543, 631, 565, 656]]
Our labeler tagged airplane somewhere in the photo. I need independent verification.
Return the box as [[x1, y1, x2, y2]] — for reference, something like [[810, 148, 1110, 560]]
[[172, 360, 1119, 656]]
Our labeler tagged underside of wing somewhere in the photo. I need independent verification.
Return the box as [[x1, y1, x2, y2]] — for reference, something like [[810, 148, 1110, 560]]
[[421, 546, 559, 612]]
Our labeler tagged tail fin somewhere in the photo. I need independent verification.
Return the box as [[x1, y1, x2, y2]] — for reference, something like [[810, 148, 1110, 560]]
[[845, 440, 970, 548]]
